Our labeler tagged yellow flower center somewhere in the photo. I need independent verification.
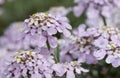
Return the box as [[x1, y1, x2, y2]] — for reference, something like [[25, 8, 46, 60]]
[[109, 41, 115, 49]]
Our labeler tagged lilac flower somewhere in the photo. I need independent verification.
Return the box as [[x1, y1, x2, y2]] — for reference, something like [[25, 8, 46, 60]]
[[0, 22, 26, 52], [73, 0, 120, 27], [84, 26, 120, 67], [0, 50, 55, 78], [59, 24, 120, 67], [24, 12, 72, 49], [0, 22, 53, 54], [61, 37, 99, 65], [82, 26, 120, 67], [106, 51, 120, 67], [0, 50, 88, 78], [58, 36, 81, 63], [4, 22, 25, 41]]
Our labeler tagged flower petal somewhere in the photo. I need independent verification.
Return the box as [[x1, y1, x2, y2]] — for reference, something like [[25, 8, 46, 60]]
[[47, 27, 57, 35], [66, 71, 75, 78], [48, 36, 58, 48]]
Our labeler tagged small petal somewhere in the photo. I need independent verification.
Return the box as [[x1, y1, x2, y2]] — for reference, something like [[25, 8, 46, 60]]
[[38, 35, 47, 47], [93, 50, 106, 60], [48, 36, 58, 48], [106, 55, 115, 64], [56, 27, 63, 33], [63, 29, 71, 37], [47, 27, 57, 35]]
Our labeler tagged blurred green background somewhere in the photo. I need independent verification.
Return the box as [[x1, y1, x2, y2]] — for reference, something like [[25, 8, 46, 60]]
[[0, 0, 85, 35]]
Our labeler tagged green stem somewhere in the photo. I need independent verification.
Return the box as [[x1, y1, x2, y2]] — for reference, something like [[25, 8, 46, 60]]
[[53, 46, 60, 63]]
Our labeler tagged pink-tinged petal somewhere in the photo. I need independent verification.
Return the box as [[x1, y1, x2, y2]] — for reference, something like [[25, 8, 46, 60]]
[[47, 27, 57, 35], [66, 71, 75, 78], [63, 29, 71, 37], [38, 35, 47, 47], [48, 36, 58, 48]]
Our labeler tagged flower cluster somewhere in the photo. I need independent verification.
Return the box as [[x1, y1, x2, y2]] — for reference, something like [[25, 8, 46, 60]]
[[24, 12, 72, 49], [0, 50, 88, 78], [90, 26, 120, 67], [79, 26, 120, 67], [59, 24, 98, 64], [0, 50, 55, 78], [73, 0, 120, 27], [0, 22, 26, 52], [59, 24, 120, 67], [1, 1, 120, 77]]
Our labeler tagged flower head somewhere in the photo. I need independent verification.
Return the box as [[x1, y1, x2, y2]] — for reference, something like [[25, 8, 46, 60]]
[[0, 50, 88, 78], [0, 50, 55, 78], [0, 22, 26, 52], [73, 0, 120, 27], [24, 12, 72, 49]]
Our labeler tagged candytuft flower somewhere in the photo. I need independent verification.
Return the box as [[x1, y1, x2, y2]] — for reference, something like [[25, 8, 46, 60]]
[[0, 50, 88, 78], [24, 12, 72, 49], [0, 22, 26, 52], [0, 50, 55, 78], [73, 0, 120, 27]]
